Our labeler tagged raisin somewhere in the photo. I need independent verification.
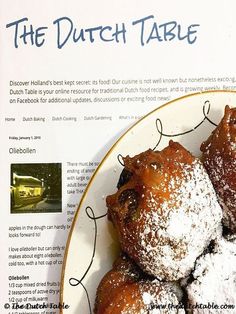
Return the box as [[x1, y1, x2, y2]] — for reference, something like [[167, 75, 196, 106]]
[[117, 168, 133, 189], [203, 239, 215, 255], [118, 189, 140, 221]]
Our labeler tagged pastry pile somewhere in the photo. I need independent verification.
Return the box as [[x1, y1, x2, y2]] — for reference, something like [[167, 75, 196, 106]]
[[95, 106, 236, 314]]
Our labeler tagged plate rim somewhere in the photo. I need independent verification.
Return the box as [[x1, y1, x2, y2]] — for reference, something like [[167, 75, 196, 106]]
[[59, 89, 236, 313]]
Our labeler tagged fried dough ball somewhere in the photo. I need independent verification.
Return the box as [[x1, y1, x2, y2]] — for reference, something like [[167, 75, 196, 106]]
[[94, 254, 184, 314], [186, 237, 236, 313], [106, 141, 222, 281], [201, 106, 236, 233]]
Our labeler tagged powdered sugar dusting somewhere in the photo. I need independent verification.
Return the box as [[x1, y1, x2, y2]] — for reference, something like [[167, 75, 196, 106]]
[[142, 291, 154, 305], [96, 254, 185, 313], [187, 237, 236, 313], [135, 159, 222, 281], [140, 283, 184, 314], [167, 209, 192, 238], [120, 281, 185, 314], [230, 141, 236, 150]]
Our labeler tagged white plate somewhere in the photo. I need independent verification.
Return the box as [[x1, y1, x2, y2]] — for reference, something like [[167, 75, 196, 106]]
[[60, 91, 236, 314]]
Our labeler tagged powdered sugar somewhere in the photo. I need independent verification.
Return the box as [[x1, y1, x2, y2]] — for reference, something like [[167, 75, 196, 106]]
[[140, 281, 185, 314], [231, 142, 236, 150], [186, 237, 236, 313], [135, 159, 222, 281], [142, 291, 154, 305], [120, 281, 185, 314], [167, 209, 192, 238]]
